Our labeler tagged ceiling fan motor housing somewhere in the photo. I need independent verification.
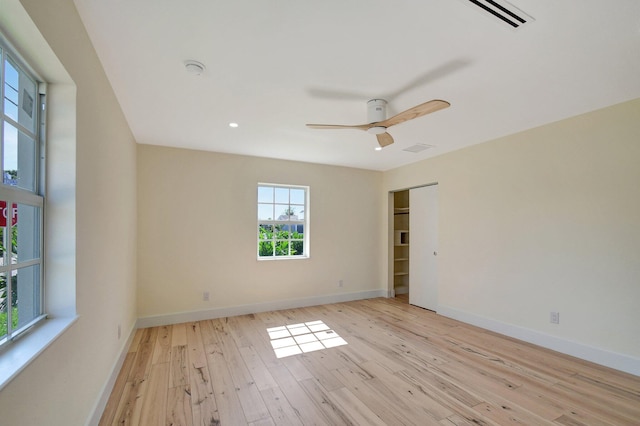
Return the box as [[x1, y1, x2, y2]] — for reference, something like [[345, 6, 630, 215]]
[[367, 99, 387, 123]]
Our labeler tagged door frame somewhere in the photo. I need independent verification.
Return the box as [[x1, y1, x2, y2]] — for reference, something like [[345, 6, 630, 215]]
[[387, 182, 438, 299]]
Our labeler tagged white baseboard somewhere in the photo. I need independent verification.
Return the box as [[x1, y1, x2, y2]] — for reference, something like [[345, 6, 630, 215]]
[[136, 289, 388, 329], [86, 323, 137, 426], [437, 305, 640, 377]]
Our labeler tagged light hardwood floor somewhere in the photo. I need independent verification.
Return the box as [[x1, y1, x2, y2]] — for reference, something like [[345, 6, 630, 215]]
[[99, 297, 640, 425]]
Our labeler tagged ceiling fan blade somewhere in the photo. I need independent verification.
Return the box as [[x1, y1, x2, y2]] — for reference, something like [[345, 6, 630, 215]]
[[378, 99, 450, 128], [385, 59, 470, 102], [376, 132, 394, 147], [306, 123, 370, 131]]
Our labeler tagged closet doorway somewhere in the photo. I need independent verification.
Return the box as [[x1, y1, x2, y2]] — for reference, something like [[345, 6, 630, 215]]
[[391, 184, 439, 311]]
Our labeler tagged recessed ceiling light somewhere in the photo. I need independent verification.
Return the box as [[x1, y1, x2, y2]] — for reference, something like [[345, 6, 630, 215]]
[[229, 122, 239, 128], [184, 60, 205, 75], [375, 146, 382, 151]]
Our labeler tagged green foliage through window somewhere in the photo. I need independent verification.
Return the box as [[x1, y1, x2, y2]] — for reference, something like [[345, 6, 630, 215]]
[[0, 225, 19, 337], [259, 225, 304, 257]]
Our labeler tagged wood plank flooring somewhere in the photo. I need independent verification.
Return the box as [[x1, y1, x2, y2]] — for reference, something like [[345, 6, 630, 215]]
[[99, 297, 640, 425]]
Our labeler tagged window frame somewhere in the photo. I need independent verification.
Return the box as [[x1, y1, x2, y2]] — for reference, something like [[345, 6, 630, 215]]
[[0, 37, 46, 347], [257, 183, 309, 260]]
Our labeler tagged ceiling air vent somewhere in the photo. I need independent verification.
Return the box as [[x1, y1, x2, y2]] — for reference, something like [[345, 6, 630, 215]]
[[465, 0, 533, 29], [403, 144, 434, 154]]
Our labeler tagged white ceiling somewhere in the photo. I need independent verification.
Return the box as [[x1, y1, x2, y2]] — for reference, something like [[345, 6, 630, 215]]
[[73, 0, 640, 171]]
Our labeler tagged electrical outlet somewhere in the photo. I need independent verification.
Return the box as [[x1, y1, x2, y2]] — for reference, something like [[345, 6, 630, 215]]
[[203, 291, 210, 301], [550, 311, 560, 324], [338, 279, 344, 288]]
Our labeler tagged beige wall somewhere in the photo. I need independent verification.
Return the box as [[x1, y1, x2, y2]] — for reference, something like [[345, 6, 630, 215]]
[[137, 145, 383, 319], [0, 1, 138, 424], [383, 98, 640, 362]]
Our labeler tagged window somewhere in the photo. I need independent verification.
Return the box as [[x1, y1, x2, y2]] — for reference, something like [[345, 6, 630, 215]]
[[0, 40, 45, 346], [257, 184, 308, 259]]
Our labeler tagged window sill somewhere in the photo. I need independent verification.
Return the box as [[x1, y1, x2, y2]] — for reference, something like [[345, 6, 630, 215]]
[[0, 315, 78, 391], [257, 255, 310, 261]]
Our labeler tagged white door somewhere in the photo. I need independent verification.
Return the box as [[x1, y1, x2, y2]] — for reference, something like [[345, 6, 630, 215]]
[[409, 184, 438, 311]]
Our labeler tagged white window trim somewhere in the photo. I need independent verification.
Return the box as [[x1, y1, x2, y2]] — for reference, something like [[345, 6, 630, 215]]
[[0, 1, 77, 391], [257, 183, 310, 260], [0, 315, 77, 391]]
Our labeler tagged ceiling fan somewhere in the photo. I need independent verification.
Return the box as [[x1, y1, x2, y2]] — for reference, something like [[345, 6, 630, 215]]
[[306, 98, 450, 148]]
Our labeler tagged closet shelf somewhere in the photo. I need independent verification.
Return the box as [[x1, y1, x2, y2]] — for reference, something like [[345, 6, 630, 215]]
[[393, 190, 410, 293]]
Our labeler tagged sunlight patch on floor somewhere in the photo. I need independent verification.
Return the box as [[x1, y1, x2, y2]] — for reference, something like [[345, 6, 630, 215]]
[[266, 320, 348, 358]]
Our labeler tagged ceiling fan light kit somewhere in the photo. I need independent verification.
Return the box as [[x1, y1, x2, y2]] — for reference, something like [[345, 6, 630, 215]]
[[307, 98, 450, 148], [367, 126, 387, 135]]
